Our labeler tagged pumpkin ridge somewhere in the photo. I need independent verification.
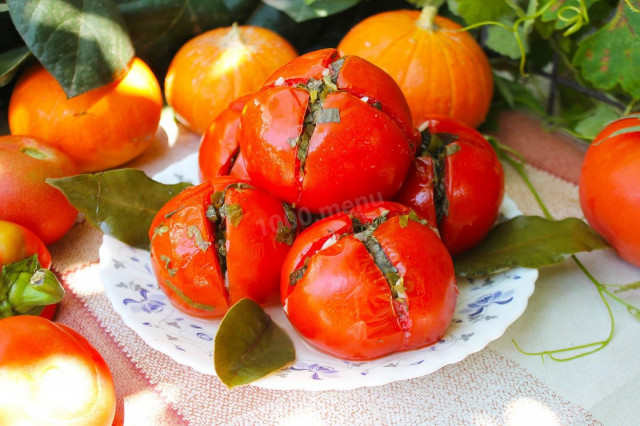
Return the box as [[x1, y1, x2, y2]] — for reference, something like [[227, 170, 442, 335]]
[[438, 32, 471, 123], [394, 28, 425, 92], [373, 26, 419, 73], [432, 30, 456, 118]]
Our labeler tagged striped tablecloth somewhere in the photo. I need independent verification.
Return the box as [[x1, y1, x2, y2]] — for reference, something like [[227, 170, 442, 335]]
[[49, 110, 640, 425]]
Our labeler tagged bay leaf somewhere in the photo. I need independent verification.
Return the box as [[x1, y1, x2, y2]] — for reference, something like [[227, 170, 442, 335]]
[[7, 0, 134, 98], [453, 216, 609, 277], [215, 299, 295, 388], [47, 169, 192, 250]]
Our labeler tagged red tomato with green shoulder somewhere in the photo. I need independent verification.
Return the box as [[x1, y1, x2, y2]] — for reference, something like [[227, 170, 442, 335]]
[[149, 177, 296, 318], [579, 116, 640, 266], [281, 201, 458, 360], [239, 48, 419, 213], [0, 315, 116, 425], [394, 115, 504, 255], [0, 136, 78, 245]]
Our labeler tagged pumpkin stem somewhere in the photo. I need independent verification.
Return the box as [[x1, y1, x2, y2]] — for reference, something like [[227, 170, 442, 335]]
[[225, 22, 245, 46], [417, 5, 438, 32]]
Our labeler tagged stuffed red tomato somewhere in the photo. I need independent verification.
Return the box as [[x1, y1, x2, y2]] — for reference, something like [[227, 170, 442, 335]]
[[239, 48, 419, 213], [149, 177, 296, 318], [281, 201, 457, 360], [395, 115, 504, 255]]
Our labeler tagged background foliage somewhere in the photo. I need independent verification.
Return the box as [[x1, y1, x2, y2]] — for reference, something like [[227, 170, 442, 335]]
[[1, 0, 639, 139]]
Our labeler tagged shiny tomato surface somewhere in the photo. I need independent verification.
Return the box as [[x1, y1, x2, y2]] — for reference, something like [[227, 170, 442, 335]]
[[281, 201, 458, 360], [394, 115, 504, 255], [149, 177, 296, 318], [579, 116, 640, 266], [198, 96, 250, 181], [239, 48, 419, 213], [0, 316, 116, 425]]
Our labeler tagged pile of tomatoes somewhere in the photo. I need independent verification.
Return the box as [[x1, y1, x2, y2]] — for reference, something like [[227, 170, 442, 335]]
[[150, 47, 505, 361]]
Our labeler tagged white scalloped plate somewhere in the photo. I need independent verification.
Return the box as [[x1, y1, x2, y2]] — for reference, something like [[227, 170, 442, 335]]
[[99, 152, 537, 391]]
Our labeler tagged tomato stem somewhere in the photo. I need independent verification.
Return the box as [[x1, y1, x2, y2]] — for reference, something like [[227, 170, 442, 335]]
[[0, 255, 65, 318]]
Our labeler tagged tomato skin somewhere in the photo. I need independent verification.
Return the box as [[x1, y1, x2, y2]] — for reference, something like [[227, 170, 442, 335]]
[[0, 220, 51, 270], [0, 315, 116, 425], [395, 115, 504, 255], [198, 97, 250, 181], [0, 136, 78, 245], [579, 117, 640, 266], [149, 177, 294, 318], [240, 86, 308, 204], [282, 201, 457, 360], [240, 48, 416, 213]]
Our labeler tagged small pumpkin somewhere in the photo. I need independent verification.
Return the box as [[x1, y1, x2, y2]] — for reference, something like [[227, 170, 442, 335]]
[[338, 6, 493, 129], [165, 24, 298, 134]]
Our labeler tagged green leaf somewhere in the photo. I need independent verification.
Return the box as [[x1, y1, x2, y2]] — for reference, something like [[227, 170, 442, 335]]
[[485, 20, 528, 60], [450, 0, 514, 24], [0, 255, 65, 318], [114, 0, 232, 75], [454, 216, 609, 277], [214, 299, 295, 388], [493, 73, 546, 115], [221, 0, 261, 22], [573, 103, 620, 140], [261, 0, 361, 22], [573, 2, 640, 100], [47, 169, 192, 250], [0, 46, 30, 87], [7, 0, 134, 98]]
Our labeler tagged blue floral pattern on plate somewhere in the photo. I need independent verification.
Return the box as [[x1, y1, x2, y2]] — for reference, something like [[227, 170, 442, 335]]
[[98, 153, 537, 391]]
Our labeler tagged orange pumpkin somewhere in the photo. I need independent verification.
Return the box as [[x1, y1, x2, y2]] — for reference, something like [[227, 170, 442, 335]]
[[165, 24, 298, 134], [8, 57, 162, 173], [338, 7, 493, 129]]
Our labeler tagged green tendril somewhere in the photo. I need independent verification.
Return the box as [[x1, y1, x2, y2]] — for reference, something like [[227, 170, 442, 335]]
[[456, 0, 592, 76], [489, 137, 640, 361]]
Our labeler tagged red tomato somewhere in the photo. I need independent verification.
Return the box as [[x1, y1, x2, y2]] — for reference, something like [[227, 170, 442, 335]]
[[198, 96, 250, 181], [149, 177, 296, 318], [0, 315, 116, 425], [394, 116, 504, 255], [281, 201, 458, 360], [579, 116, 640, 266], [239, 48, 419, 213], [0, 136, 78, 245]]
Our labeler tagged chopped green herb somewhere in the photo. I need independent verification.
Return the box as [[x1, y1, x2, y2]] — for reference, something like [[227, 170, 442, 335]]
[[222, 203, 243, 228], [187, 225, 211, 252], [316, 108, 340, 124], [152, 224, 170, 240], [160, 255, 178, 277]]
